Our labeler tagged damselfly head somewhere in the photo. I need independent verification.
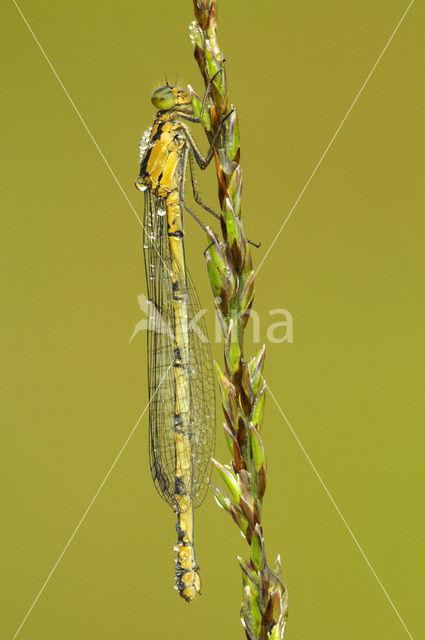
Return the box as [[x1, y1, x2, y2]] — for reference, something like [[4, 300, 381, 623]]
[[151, 86, 192, 113], [173, 87, 191, 108], [151, 86, 175, 111]]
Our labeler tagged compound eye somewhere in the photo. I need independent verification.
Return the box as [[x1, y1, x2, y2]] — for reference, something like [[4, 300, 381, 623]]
[[151, 86, 175, 111]]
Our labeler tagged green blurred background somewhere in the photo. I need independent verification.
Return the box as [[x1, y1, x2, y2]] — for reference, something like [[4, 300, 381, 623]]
[[1, 1, 424, 638]]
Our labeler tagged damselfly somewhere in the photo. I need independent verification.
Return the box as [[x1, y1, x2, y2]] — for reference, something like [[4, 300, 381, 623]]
[[135, 73, 228, 602]]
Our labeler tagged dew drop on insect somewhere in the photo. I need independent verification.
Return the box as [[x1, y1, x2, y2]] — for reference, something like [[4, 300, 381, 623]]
[[156, 198, 166, 216], [135, 179, 148, 192], [139, 125, 152, 146]]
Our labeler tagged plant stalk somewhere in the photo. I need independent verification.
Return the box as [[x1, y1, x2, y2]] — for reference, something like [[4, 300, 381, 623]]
[[189, 2, 289, 638]]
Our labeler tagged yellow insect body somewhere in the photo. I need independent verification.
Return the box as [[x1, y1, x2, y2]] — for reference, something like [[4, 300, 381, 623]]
[[136, 85, 217, 602]]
